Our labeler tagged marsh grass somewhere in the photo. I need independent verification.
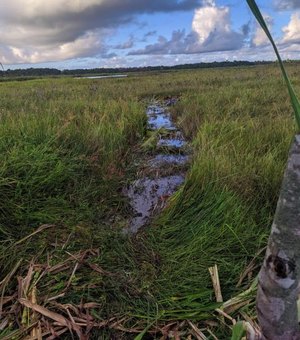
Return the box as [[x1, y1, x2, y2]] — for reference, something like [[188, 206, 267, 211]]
[[0, 64, 298, 338], [0, 78, 146, 239]]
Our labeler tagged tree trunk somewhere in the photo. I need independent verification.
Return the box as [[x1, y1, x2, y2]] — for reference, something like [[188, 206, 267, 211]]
[[257, 134, 300, 339]]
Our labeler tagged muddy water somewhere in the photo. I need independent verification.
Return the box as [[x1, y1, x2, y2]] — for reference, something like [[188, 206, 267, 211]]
[[149, 154, 189, 167], [125, 99, 189, 233]]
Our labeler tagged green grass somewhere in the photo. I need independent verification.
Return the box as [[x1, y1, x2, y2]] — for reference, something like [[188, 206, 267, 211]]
[[0, 64, 298, 338], [0, 78, 146, 240]]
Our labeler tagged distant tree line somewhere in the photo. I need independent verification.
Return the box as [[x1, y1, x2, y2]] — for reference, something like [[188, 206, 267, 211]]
[[0, 60, 298, 78]]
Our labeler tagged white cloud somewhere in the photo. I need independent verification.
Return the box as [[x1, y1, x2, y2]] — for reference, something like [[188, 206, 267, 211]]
[[129, 1, 245, 55], [274, 0, 300, 11], [282, 12, 300, 44], [252, 14, 273, 47], [191, 2, 245, 52], [192, 4, 230, 44]]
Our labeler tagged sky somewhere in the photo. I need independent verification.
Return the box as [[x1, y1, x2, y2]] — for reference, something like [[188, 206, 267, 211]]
[[0, 0, 299, 70]]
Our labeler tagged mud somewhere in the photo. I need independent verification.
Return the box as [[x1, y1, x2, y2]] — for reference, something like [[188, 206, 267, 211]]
[[125, 99, 189, 233]]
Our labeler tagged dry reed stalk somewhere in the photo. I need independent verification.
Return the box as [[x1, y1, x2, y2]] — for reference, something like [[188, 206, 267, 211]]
[[187, 320, 207, 340], [208, 264, 223, 303]]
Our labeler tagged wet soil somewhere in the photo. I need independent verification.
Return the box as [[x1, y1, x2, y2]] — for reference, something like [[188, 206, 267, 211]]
[[124, 99, 190, 233]]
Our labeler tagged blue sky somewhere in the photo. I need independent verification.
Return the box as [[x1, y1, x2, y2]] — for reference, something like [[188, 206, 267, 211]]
[[0, 0, 299, 69]]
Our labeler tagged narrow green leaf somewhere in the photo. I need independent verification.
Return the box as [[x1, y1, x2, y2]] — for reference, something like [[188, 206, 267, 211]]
[[231, 321, 246, 340], [246, 0, 300, 129], [134, 320, 157, 340]]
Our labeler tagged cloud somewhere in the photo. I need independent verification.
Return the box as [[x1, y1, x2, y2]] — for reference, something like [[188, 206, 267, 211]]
[[282, 12, 300, 44], [129, 1, 245, 55], [129, 30, 191, 55], [241, 22, 251, 37], [0, 0, 202, 64], [191, 3, 245, 50], [251, 14, 273, 47], [114, 35, 135, 50], [274, 0, 300, 10], [0, 29, 110, 64], [144, 31, 157, 38], [101, 52, 118, 59], [142, 31, 157, 42]]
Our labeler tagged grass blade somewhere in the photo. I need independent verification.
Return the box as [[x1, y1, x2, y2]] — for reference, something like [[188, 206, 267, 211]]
[[246, 0, 300, 129], [134, 320, 157, 340], [231, 321, 246, 340]]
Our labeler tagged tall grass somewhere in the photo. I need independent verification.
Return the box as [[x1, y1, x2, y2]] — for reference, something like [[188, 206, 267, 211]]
[[0, 78, 146, 239]]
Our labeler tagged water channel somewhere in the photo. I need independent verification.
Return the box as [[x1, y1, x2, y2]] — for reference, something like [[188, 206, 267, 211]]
[[124, 99, 190, 233]]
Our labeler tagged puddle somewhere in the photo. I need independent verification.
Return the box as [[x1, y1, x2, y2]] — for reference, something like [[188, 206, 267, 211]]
[[148, 114, 176, 131], [149, 154, 189, 167], [125, 175, 185, 233], [146, 105, 165, 115], [147, 104, 177, 130], [157, 139, 186, 148], [125, 99, 189, 233]]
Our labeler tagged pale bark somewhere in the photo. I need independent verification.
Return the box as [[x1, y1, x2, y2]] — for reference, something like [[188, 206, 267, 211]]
[[257, 134, 300, 339]]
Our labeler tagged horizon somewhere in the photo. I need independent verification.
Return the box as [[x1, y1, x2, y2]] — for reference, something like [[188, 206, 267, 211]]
[[2, 59, 298, 73]]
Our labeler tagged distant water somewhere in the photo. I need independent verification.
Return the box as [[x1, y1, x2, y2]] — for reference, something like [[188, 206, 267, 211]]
[[77, 74, 128, 79]]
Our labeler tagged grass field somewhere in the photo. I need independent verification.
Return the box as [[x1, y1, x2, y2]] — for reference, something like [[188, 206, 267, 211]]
[[0, 64, 299, 339]]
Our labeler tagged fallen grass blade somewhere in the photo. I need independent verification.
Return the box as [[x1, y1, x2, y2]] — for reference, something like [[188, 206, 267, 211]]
[[0, 258, 22, 317], [236, 247, 266, 287], [206, 328, 219, 340], [187, 321, 208, 340], [46, 327, 69, 340], [221, 278, 257, 315], [21, 261, 35, 297], [246, 0, 300, 129], [14, 224, 55, 246], [0, 318, 9, 331], [19, 298, 83, 338], [215, 309, 236, 325]]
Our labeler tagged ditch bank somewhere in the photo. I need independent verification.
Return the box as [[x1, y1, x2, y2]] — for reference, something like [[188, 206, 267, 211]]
[[124, 98, 191, 233]]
